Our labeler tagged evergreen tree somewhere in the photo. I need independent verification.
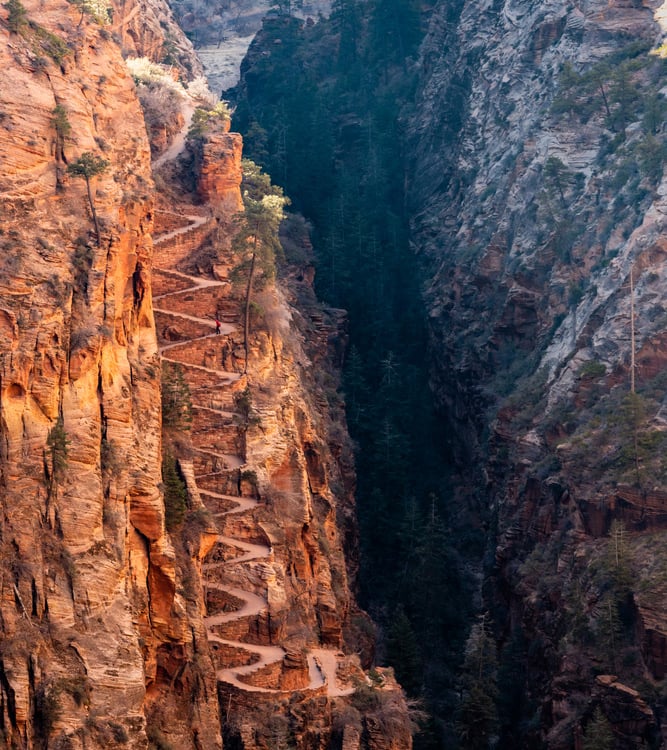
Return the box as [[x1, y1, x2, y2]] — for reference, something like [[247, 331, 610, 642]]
[[161, 361, 193, 431], [162, 453, 187, 530], [594, 591, 623, 672], [66, 152, 109, 246], [4, 0, 27, 33], [456, 615, 499, 750], [232, 160, 288, 371], [583, 707, 615, 750], [46, 416, 70, 500], [229, 7, 468, 745], [386, 605, 422, 695], [51, 105, 71, 163]]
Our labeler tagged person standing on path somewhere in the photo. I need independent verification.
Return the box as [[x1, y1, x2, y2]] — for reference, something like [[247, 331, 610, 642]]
[[215, 317, 221, 335]]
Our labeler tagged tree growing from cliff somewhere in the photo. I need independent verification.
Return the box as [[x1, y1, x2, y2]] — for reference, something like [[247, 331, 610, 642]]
[[46, 416, 70, 501], [386, 605, 422, 695], [266, 0, 303, 16], [161, 362, 193, 432], [188, 101, 231, 140], [232, 160, 288, 373], [68, 0, 111, 25], [162, 453, 187, 530], [51, 105, 70, 165], [66, 152, 109, 247]]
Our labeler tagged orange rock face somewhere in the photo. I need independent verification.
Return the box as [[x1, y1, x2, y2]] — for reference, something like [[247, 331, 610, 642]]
[[0, 3, 219, 748], [109, 0, 203, 78], [193, 123, 244, 214], [0, 4, 412, 749]]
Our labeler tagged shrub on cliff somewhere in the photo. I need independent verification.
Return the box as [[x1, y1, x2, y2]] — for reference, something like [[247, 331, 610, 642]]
[[4, 0, 26, 33], [162, 453, 187, 530], [161, 361, 193, 432], [582, 707, 614, 750], [66, 152, 109, 246], [68, 0, 111, 25], [187, 101, 231, 140], [126, 57, 187, 144]]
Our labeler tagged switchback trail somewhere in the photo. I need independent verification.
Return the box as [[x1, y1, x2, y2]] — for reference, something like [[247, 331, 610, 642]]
[[151, 140, 355, 696]]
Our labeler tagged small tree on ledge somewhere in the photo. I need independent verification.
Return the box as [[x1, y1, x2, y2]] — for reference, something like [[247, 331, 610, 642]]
[[232, 160, 288, 373], [67, 152, 109, 246]]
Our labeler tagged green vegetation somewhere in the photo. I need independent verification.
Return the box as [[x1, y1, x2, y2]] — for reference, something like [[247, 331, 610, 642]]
[[161, 361, 193, 431], [66, 152, 109, 246], [231, 4, 474, 746], [188, 101, 231, 139], [455, 615, 499, 750], [553, 45, 667, 184], [71, 240, 95, 298], [162, 453, 187, 530], [4, 0, 26, 33], [46, 417, 70, 500], [231, 160, 288, 371], [3, 0, 70, 67], [31, 23, 69, 65], [233, 386, 261, 432], [579, 360, 607, 379], [566, 389, 667, 490], [583, 708, 615, 750], [68, 0, 112, 25], [33, 681, 61, 742], [51, 105, 71, 163]]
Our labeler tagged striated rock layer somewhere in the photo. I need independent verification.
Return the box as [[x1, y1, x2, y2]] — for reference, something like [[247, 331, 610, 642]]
[[0, 2, 218, 747], [411, 0, 667, 744], [0, 2, 413, 748], [149, 119, 413, 747], [109, 0, 203, 78]]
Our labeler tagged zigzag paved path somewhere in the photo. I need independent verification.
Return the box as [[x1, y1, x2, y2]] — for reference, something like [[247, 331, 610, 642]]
[[151, 152, 353, 696]]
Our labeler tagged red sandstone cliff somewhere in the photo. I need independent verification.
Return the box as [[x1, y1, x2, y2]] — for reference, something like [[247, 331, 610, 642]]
[[0, 3, 412, 748], [0, 2, 219, 747]]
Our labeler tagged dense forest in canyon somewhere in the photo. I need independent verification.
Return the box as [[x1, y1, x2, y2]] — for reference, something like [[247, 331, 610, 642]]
[[2, 0, 667, 746]]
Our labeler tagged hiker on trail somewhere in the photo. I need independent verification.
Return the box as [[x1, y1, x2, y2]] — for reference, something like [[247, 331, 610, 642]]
[[215, 317, 221, 335]]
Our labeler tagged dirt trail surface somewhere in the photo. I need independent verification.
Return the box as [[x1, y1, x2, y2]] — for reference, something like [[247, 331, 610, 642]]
[[151, 121, 356, 697], [152, 100, 196, 169]]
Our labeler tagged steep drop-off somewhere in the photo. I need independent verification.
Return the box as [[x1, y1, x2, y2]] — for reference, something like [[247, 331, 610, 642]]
[[229, 0, 667, 747], [0, 1, 414, 747], [411, 0, 667, 746], [0, 1, 220, 747]]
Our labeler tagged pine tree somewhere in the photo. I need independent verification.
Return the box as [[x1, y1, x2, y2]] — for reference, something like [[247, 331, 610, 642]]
[[46, 416, 70, 501], [66, 152, 109, 246], [583, 707, 615, 750], [162, 453, 187, 530], [456, 615, 499, 750], [4, 0, 27, 33], [161, 361, 193, 431], [386, 605, 422, 695], [232, 160, 288, 372]]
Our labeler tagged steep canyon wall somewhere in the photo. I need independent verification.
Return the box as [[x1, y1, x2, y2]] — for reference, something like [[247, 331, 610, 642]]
[[0, 1, 412, 748], [0, 2, 222, 746], [411, 0, 667, 745]]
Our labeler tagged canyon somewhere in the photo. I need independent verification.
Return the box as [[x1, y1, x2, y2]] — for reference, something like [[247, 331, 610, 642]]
[[0, 1, 411, 748], [4, 0, 667, 747], [227, 0, 667, 746]]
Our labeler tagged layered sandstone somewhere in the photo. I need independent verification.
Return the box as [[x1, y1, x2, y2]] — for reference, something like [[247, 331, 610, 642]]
[[0, 2, 413, 747], [0, 3, 218, 747], [110, 0, 203, 78], [149, 144, 413, 746]]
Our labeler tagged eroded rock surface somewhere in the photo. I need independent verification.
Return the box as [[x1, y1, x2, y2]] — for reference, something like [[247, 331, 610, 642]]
[[411, 0, 667, 743]]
